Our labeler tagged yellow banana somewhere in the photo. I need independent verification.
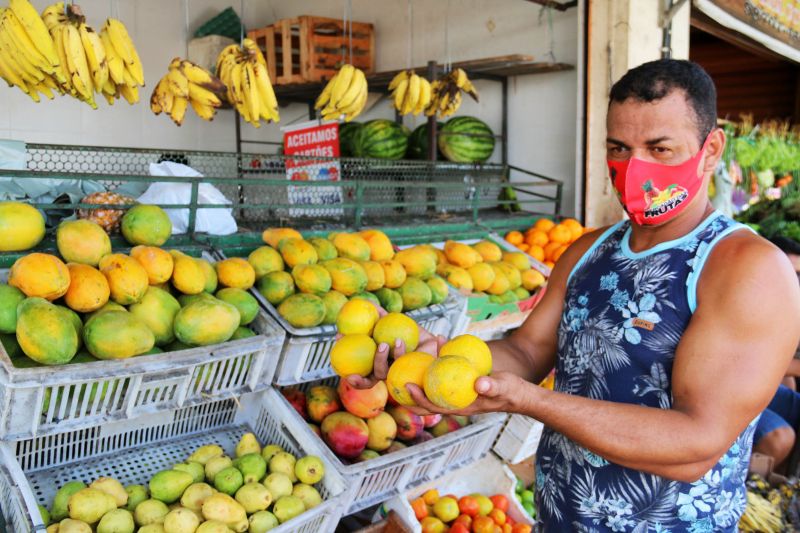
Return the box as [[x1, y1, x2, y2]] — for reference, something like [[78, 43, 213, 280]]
[[344, 83, 368, 121], [336, 67, 365, 110], [101, 91, 115, 105], [188, 81, 221, 107], [453, 68, 467, 89], [149, 81, 163, 113], [169, 95, 187, 125], [243, 61, 260, 126], [189, 97, 215, 121], [253, 61, 279, 122], [388, 70, 408, 91], [31, 79, 54, 99], [315, 77, 334, 109], [41, 2, 65, 31], [402, 72, 420, 115], [393, 78, 408, 112], [180, 59, 224, 93], [101, 75, 116, 97], [0, 21, 43, 83], [165, 68, 188, 98], [2, 10, 52, 74], [50, 24, 74, 94], [118, 82, 137, 104], [215, 43, 239, 75], [229, 62, 251, 124], [62, 23, 92, 101], [79, 23, 108, 91], [242, 38, 267, 67], [0, 48, 26, 89], [99, 28, 124, 84], [104, 18, 143, 86], [155, 77, 174, 112], [328, 64, 354, 109], [9, 0, 59, 66], [414, 77, 431, 115]]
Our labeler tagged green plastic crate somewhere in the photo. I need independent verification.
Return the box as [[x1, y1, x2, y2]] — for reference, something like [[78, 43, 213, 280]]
[[194, 7, 245, 42]]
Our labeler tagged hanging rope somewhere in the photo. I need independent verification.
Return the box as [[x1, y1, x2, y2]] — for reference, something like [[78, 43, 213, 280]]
[[444, 0, 452, 73], [406, 0, 412, 70], [184, 0, 190, 58], [239, 0, 245, 49]]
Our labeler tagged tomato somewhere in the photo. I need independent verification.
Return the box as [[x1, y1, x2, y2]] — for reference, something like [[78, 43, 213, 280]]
[[454, 514, 473, 528], [420, 516, 446, 533], [501, 524, 513, 533], [505, 516, 515, 526], [433, 496, 460, 523], [472, 516, 496, 533], [511, 525, 532, 533], [411, 497, 428, 521], [490, 495, 509, 513], [423, 489, 440, 506], [489, 509, 506, 525], [449, 523, 470, 533], [458, 495, 480, 517]]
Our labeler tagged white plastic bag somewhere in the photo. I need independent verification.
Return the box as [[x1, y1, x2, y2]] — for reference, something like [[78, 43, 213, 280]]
[[141, 161, 238, 235]]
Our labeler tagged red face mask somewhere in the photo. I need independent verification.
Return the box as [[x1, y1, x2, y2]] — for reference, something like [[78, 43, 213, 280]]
[[607, 137, 710, 225]]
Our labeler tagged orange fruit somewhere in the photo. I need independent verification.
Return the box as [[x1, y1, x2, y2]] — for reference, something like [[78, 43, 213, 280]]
[[547, 224, 571, 244], [544, 260, 555, 269], [533, 218, 555, 232], [489, 495, 509, 513], [504, 231, 523, 246], [561, 218, 582, 230], [528, 245, 545, 263], [552, 244, 569, 262], [516, 243, 530, 252], [543, 242, 562, 261], [525, 230, 549, 248]]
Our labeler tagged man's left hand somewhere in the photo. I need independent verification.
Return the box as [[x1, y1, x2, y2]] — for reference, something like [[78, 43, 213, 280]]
[[404, 371, 532, 416]]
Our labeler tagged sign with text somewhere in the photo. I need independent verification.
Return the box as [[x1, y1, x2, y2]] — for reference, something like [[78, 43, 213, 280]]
[[282, 121, 343, 215]]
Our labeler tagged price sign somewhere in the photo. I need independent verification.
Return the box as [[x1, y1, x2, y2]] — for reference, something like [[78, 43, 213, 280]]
[[282, 121, 343, 216]]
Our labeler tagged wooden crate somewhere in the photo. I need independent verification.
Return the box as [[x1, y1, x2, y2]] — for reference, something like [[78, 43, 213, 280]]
[[248, 15, 374, 85]]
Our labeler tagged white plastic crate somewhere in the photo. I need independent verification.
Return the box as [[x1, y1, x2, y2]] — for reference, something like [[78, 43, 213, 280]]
[[0, 389, 351, 533], [275, 385, 506, 515], [492, 414, 545, 464], [213, 251, 468, 386], [380, 453, 535, 532], [0, 278, 286, 440]]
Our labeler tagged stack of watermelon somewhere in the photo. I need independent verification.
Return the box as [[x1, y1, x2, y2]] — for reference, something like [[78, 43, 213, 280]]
[[438, 116, 496, 163], [352, 120, 409, 160]]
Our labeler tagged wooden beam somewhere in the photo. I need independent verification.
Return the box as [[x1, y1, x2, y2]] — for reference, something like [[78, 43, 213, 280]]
[[690, 12, 790, 63]]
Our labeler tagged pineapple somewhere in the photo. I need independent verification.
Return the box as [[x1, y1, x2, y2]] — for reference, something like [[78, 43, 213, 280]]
[[77, 191, 135, 233]]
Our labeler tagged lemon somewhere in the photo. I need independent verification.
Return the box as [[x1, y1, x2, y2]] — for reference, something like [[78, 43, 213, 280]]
[[330, 334, 376, 377], [438, 334, 492, 376], [336, 299, 379, 335], [386, 351, 435, 406], [372, 312, 419, 354], [423, 355, 479, 409]]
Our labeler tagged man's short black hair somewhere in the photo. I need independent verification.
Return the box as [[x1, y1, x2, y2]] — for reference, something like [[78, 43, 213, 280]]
[[609, 59, 717, 145]]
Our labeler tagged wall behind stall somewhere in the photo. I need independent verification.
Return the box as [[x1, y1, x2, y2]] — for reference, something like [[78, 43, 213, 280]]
[[0, 0, 580, 215]]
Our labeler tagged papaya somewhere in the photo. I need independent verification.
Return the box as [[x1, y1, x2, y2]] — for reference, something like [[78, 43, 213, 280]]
[[329, 233, 371, 262], [291, 264, 332, 295], [397, 277, 433, 311], [374, 287, 403, 313], [174, 297, 240, 346], [121, 204, 172, 246], [444, 240, 483, 268], [84, 310, 155, 359], [56, 219, 112, 266], [215, 258, 256, 290], [322, 258, 368, 296], [279, 239, 318, 268], [321, 290, 348, 325], [171, 253, 206, 295], [0, 283, 25, 333], [130, 246, 174, 284], [0, 201, 45, 252], [64, 263, 110, 313], [350, 291, 380, 307], [358, 229, 394, 261], [248, 246, 284, 278], [262, 227, 302, 248], [57, 305, 84, 350], [380, 259, 407, 289], [15, 298, 78, 364], [277, 293, 326, 328], [361, 261, 385, 291], [197, 258, 219, 293], [128, 286, 182, 345], [178, 292, 216, 307], [8, 253, 70, 300], [394, 247, 437, 280], [98, 254, 149, 305], [215, 288, 259, 326], [85, 301, 126, 322], [426, 276, 449, 304], [308, 237, 338, 261], [256, 271, 295, 305], [231, 326, 256, 340]]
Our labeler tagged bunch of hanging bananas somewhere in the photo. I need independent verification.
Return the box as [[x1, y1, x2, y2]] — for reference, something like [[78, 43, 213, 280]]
[[0, 0, 64, 102], [426, 68, 479, 119], [387, 70, 431, 116], [0, 0, 143, 107], [740, 490, 784, 532], [314, 63, 368, 122], [151, 58, 226, 126], [215, 38, 279, 128]]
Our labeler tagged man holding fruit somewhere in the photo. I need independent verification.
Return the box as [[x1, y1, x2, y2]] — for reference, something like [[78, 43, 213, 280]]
[[348, 59, 800, 532]]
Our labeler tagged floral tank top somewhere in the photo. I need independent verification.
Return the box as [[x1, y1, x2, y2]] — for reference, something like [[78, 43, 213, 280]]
[[535, 211, 756, 533]]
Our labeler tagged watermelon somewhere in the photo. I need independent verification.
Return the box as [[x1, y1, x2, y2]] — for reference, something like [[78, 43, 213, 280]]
[[438, 116, 496, 163], [339, 122, 362, 157], [353, 119, 409, 160], [407, 122, 444, 159]]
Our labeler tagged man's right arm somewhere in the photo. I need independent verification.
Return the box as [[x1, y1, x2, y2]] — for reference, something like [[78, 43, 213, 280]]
[[487, 228, 607, 384]]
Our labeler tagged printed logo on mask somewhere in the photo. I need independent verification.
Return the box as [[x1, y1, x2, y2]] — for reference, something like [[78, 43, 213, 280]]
[[642, 180, 689, 219]]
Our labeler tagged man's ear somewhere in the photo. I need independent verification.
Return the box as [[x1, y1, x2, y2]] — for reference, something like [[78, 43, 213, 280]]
[[702, 128, 726, 175]]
